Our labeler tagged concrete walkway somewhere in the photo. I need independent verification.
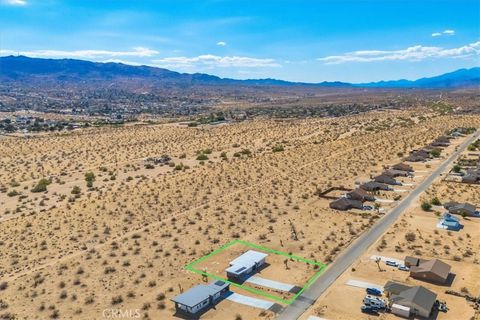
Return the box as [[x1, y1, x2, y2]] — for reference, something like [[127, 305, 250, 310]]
[[226, 292, 275, 310], [246, 276, 296, 292], [370, 255, 403, 265], [345, 279, 384, 291]]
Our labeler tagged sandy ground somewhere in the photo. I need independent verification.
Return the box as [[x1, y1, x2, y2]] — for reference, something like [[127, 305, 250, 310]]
[[0, 110, 479, 319]]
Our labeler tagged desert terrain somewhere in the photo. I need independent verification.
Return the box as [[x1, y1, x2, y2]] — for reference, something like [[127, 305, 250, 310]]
[[1, 107, 480, 320]]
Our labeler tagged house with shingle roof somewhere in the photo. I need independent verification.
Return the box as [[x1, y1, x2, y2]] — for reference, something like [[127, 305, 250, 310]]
[[329, 198, 363, 211], [384, 281, 437, 318], [409, 258, 452, 284]]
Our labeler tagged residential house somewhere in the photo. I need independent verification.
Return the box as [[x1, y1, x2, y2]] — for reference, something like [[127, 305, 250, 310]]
[[462, 169, 480, 184], [360, 181, 391, 192], [171, 281, 230, 315], [383, 169, 411, 178], [406, 258, 452, 284], [226, 250, 267, 280], [405, 150, 430, 162], [444, 202, 478, 217], [437, 213, 463, 231], [384, 281, 437, 318], [346, 188, 375, 202], [374, 174, 400, 185], [392, 163, 414, 172], [329, 198, 364, 211]]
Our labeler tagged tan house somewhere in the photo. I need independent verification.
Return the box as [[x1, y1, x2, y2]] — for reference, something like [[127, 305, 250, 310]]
[[406, 257, 452, 284], [384, 281, 437, 318]]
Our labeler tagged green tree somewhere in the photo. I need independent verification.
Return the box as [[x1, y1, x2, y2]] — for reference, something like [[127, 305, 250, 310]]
[[431, 197, 441, 206], [421, 201, 432, 212], [85, 172, 95, 188]]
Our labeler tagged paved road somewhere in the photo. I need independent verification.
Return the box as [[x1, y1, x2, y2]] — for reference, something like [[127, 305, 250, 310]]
[[278, 131, 479, 320]]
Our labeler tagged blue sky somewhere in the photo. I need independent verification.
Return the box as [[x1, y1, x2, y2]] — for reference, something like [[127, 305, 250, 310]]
[[0, 0, 479, 82]]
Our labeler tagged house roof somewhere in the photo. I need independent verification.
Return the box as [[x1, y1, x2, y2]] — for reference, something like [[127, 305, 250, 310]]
[[391, 286, 437, 312], [329, 198, 363, 210], [392, 163, 414, 172], [385, 281, 437, 313], [171, 281, 229, 307], [360, 181, 390, 191], [226, 250, 267, 275], [384, 169, 410, 177], [405, 256, 429, 267], [410, 259, 451, 280], [347, 188, 375, 201], [404, 256, 420, 267], [384, 281, 411, 295], [374, 174, 397, 185], [442, 213, 459, 222], [444, 202, 476, 214]]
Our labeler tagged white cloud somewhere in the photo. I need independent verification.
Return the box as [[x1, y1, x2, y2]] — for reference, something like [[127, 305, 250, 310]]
[[2, 0, 26, 6], [431, 29, 456, 37], [318, 41, 480, 64], [216, 41, 227, 47], [0, 47, 158, 59], [152, 54, 280, 69]]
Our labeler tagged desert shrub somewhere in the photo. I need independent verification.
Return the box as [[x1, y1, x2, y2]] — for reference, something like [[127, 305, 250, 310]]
[[272, 145, 285, 152], [431, 197, 441, 206], [196, 154, 208, 161], [7, 190, 19, 197], [31, 179, 51, 193], [452, 164, 462, 173], [111, 295, 123, 305], [71, 186, 81, 195], [85, 172, 95, 187], [421, 201, 432, 211], [430, 149, 441, 158], [405, 232, 416, 242]]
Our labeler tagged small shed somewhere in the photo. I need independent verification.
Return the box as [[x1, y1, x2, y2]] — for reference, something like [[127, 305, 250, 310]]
[[391, 304, 410, 318], [226, 250, 268, 280]]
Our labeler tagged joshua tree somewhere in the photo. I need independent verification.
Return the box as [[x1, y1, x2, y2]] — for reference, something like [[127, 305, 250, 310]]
[[375, 257, 383, 272]]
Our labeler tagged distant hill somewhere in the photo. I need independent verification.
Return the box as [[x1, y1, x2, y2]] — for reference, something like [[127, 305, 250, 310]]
[[0, 55, 478, 88], [359, 67, 480, 88]]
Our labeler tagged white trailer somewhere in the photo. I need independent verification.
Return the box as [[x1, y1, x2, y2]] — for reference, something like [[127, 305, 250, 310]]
[[391, 304, 410, 318]]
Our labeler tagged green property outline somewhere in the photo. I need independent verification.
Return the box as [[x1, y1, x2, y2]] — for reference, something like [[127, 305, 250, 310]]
[[184, 239, 327, 305]]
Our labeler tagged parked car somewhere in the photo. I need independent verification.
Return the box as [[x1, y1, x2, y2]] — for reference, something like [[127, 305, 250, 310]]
[[398, 265, 409, 271], [361, 305, 379, 314], [385, 260, 398, 267], [366, 288, 382, 296]]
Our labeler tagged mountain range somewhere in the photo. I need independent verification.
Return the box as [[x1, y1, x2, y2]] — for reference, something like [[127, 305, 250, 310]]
[[0, 55, 479, 88]]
